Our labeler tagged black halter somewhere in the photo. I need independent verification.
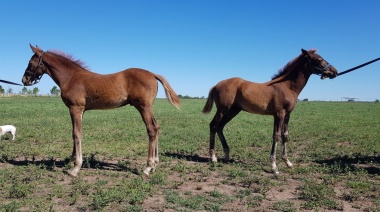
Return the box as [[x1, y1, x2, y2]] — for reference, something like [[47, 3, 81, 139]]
[[25, 53, 45, 85], [306, 56, 331, 77]]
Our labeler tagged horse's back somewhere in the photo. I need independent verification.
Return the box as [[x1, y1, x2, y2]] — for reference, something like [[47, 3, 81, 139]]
[[78, 68, 158, 96], [118, 68, 159, 101], [63, 68, 159, 110], [121, 68, 155, 79], [211, 77, 246, 107], [213, 77, 264, 98], [212, 77, 274, 114]]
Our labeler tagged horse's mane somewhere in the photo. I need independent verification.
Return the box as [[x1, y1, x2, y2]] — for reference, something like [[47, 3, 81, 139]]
[[47, 50, 89, 70], [271, 49, 317, 80]]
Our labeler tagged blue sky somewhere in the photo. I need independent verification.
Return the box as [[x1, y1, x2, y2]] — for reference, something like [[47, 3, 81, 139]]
[[1, 1, 379, 101]]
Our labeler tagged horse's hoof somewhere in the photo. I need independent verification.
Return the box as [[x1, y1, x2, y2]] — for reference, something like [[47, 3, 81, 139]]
[[287, 162, 293, 168], [143, 167, 152, 176], [210, 155, 218, 163], [271, 166, 280, 175], [223, 157, 231, 163], [66, 170, 78, 177]]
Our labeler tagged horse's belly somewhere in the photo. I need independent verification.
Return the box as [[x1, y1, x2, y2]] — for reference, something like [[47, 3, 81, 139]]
[[242, 104, 271, 115], [240, 97, 272, 115], [85, 97, 129, 110]]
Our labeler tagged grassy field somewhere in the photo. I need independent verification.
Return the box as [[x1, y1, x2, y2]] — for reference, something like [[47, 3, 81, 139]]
[[0, 96, 379, 211]]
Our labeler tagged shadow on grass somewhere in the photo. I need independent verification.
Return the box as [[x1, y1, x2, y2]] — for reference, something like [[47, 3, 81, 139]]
[[4, 156, 140, 175], [315, 154, 380, 175], [163, 151, 248, 165], [163, 152, 210, 163]]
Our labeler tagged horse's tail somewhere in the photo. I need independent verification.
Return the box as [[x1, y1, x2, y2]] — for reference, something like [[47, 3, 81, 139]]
[[155, 75, 181, 109], [202, 86, 215, 114]]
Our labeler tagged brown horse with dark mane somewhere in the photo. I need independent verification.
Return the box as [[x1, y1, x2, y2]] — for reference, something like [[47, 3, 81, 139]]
[[22, 44, 180, 177], [203, 49, 338, 174]]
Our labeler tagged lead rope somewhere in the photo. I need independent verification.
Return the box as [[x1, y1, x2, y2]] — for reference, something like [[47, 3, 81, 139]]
[[0, 79, 23, 86], [338, 57, 380, 76]]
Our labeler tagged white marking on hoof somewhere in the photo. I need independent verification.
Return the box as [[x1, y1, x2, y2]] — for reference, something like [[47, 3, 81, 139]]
[[67, 170, 78, 177], [271, 162, 279, 175], [211, 155, 218, 163], [143, 167, 152, 176], [286, 161, 293, 168]]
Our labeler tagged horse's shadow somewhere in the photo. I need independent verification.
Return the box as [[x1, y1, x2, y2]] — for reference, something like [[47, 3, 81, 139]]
[[4, 152, 248, 175], [314, 154, 380, 175], [163, 151, 247, 165], [163, 152, 210, 163], [4, 156, 140, 175]]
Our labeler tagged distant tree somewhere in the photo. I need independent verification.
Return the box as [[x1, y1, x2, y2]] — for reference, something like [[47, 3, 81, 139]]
[[303, 98, 309, 101], [375, 99, 379, 103], [50, 86, 60, 96], [6, 87, 13, 95], [0, 85, 4, 95], [178, 94, 183, 98], [20, 87, 28, 95], [32, 87, 39, 95]]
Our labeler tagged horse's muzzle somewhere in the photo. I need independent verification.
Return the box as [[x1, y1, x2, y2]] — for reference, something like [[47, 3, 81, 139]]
[[22, 76, 33, 86]]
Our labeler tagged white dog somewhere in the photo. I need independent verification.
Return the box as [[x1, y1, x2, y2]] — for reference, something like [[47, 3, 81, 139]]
[[0, 125, 16, 140]]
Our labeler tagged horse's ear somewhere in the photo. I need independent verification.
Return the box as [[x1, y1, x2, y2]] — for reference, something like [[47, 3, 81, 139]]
[[301, 49, 311, 59], [30, 44, 43, 56]]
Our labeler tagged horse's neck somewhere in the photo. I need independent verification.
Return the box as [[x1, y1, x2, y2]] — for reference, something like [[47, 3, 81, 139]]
[[43, 53, 75, 88], [270, 60, 310, 96], [284, 62, 312, 95]]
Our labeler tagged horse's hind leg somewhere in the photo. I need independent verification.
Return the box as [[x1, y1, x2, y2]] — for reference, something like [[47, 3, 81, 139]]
[[209, 107, 241, 163], [217, 107, 241, 162], [209, 111, 222, 162], [136, 105, 160, 176], [281, 114, 293, 168]]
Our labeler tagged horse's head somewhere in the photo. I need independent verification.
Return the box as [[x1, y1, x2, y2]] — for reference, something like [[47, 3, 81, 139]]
[[22, 44, 46, 86], [302, 49, 338, 79]]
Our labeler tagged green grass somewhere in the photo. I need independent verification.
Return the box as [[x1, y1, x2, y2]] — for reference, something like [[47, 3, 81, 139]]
[[0, 96, 379, 211]]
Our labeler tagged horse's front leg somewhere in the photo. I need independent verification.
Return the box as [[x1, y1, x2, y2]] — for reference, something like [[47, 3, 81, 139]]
[[154, 138, 159, 165], [281, 114, 293, 168], [270, 114, 284, 175], [67, 106, 84, 177]]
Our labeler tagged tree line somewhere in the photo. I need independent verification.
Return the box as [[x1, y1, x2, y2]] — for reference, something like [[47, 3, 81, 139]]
[[178, 94, 205, 99], [0, 85, 60, 96]]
